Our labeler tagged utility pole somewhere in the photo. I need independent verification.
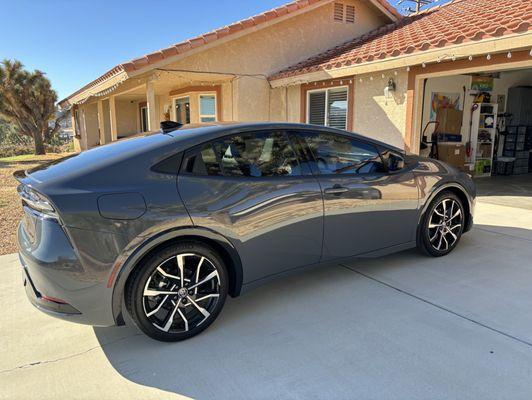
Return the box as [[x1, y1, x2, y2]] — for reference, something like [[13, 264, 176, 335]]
[[397, 0, 436, 14]]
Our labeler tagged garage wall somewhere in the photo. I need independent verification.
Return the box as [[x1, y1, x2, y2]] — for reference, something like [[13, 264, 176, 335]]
[[421, 70, 532, 147], [421, 75, 471, 139], [493, 69, 532, 112], [353, 69, 408, 149]]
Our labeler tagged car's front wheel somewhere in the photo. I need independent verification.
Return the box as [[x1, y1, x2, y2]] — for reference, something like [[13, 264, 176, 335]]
[[125, 241, 228, 341], [418, 191, 465, 257]]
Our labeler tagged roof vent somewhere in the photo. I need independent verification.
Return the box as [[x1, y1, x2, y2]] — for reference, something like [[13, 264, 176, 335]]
[[334, 3, 344, 21], [333, 3, 355, 24]]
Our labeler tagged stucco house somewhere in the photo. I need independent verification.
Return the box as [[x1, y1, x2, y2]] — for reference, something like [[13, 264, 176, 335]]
[[60, 0, 532, 156]]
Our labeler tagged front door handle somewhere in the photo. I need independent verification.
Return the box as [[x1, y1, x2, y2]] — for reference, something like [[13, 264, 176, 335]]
[[324, 185, 349, 196]]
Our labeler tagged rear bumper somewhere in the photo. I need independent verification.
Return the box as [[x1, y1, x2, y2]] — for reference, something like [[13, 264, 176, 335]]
[[17, 213, 116, 327], [21, 258, 82, 316]]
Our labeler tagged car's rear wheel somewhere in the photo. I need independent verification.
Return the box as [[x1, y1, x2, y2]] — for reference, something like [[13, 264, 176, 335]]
[[125, 241, 228, 342], [418, 191, 465, 257]]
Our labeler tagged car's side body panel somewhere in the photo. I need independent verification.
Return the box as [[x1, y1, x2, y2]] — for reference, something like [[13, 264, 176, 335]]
[[316, 170, 419, 259], [178, 174, 324, 284]]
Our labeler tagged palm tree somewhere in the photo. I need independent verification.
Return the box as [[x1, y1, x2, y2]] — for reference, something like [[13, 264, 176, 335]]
[[0, 59, 63, 155]]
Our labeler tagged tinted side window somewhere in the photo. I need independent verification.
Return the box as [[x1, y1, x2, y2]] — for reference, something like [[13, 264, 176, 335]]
[[181, 144, 222, 176], [215, 131, 301, 177], [299, 132, 385, 175], [182, 131, 301, 177]]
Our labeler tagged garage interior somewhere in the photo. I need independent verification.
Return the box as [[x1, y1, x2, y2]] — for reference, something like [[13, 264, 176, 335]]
[[419, 67, 532, 201]]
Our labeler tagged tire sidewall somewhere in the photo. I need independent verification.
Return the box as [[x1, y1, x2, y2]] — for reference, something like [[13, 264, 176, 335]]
[[128, 241, 228, 342], [420, 191, 465, 257]]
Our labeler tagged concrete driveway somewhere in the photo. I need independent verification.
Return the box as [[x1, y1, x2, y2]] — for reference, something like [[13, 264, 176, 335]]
[[2, 191, 532, 399]]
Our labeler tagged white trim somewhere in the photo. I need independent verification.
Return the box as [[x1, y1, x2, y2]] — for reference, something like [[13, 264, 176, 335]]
[[172, 95, 191, 123], [199, 93, 218, 122], [306, 85, 349, 130]]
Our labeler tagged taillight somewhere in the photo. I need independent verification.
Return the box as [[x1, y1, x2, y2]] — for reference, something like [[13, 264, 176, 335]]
[[17, 185, 58, 218]]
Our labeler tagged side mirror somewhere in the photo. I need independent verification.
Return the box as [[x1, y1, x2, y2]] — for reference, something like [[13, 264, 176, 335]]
[[387, 152, 405, 172]]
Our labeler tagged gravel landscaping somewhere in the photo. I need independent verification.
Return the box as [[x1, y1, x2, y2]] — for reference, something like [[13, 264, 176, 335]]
[[0, 153, 72, 255]]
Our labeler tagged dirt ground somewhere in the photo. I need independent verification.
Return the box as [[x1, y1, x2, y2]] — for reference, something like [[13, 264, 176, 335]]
[[0, 153, 72, 255]]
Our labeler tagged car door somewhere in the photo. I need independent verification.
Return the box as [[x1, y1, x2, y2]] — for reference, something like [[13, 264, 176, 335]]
[[178, 130, 324, 284], [293, 130, 419, 260]]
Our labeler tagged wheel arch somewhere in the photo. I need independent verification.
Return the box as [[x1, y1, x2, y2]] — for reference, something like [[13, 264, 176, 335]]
[[418, 182, 473, 234], [110, 227, 243, 326]]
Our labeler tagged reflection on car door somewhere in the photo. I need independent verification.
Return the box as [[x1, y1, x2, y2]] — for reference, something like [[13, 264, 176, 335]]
[[178, 130, 324, 284], [294, 131, 419, 260]]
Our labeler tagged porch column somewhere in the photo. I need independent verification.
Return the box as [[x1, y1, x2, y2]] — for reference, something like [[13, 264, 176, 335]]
[[109, 95, 118, 141], [146, 80, 158, 131], [83, 103, 100, 149], [79, 107, 88, 150], [71, 107, 82, 152], [97, 100, 107, 145]]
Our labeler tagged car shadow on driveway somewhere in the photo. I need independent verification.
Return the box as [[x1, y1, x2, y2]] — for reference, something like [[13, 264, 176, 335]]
[[93, 225, 532, 399]]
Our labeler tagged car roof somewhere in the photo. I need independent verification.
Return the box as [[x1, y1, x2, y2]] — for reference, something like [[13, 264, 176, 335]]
[[167, 122, 405, 154]]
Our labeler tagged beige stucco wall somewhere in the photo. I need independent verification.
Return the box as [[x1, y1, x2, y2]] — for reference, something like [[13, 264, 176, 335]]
[[160, 0, 387, 122], [353, 69, 408, 149], [269, 87, 287, 121], [115, 100, 139, 136]]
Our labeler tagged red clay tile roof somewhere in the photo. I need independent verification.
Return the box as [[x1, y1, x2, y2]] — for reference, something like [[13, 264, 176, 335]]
[[270, 0, 532, 80], [61, 0, 399, 105]]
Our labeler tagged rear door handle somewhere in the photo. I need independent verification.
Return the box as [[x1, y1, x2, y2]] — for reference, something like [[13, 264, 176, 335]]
[[324, 186, 349, 195]]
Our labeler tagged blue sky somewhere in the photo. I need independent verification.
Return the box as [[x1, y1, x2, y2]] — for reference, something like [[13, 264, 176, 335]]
[[0, 0, 450, 100]]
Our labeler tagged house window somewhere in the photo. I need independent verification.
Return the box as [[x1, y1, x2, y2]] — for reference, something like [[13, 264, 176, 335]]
[[307, 87, 348, 130], [175, 96, 191, 125], [199, 95, 217, 122], [333, 3, 355, 24], [140, 106, 148, 132]]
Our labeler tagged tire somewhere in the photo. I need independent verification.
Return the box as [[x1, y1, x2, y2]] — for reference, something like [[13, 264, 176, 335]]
[[125, 241, 228, 342], [417, 191, 465, 257]]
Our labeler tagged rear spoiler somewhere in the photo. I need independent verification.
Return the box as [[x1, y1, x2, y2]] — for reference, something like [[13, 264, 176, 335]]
[[13, 169, 28, 183]]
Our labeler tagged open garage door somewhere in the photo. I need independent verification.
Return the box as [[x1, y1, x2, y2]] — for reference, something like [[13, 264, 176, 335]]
[[416, 67, 532, 206]]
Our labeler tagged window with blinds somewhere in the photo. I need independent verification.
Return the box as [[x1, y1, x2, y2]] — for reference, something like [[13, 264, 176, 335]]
[[307, 87, 348, 130]]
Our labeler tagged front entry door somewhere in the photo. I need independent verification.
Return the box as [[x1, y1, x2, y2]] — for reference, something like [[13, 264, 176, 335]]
[[294, 131, 419, 260]]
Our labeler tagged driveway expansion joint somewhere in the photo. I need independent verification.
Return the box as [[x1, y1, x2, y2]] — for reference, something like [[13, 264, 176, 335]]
[[340, 263, 532, 349], [0, 333, 143, 375]]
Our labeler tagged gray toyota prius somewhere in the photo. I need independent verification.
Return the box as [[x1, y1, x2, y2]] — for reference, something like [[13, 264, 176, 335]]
[[15, 122, 475, 341]]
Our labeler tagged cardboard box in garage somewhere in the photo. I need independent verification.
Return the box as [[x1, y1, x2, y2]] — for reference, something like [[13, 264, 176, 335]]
[[438, 143, 466, 170], [435, 108, 463, 135]]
